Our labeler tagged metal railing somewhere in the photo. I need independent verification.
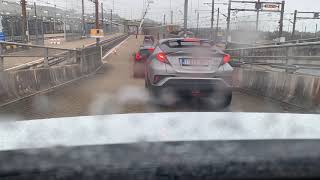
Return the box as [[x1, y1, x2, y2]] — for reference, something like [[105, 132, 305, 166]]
[[253, 37, 320, 47], [0, 41, 80, 71], [0, 34, 129, 72], [226, 41, 320, 75]]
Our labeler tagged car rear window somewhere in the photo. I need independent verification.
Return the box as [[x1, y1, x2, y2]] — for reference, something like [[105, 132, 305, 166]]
[[160, 40, 212, 52], [144, 39, 153, 45], [140, 49, 151, 56]]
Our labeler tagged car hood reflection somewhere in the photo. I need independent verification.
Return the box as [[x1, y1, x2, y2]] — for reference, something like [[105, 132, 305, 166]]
[[0, 112, 320, 151]]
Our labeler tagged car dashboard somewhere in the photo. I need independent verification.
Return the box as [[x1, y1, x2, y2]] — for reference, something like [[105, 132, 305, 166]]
[[1, 140, 320, 180]]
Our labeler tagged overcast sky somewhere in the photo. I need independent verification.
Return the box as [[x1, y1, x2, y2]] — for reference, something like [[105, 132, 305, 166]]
[[5, 0, 320, 31]]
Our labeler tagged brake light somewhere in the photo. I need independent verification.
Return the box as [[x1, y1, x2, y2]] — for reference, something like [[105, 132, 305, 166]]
[[135, 52, 141, 61], [223, 54, 231, 64], [184, 38, 200, 42], [156, 52, 169, 64], [148, 48, 155, 53]]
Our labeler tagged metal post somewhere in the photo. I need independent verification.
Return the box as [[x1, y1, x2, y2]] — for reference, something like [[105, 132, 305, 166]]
[[41, 16, 44, 45], [210, 0, 214, 40], [316, 24, 318, 37], [110, 9, 113, 33], [0, 44, 4, 72], [26, 12, 30, 42], [95, 0, 100, 45], [292, 10, 297, 39], [101, 2, 104, 31], [256, 0, 260, 32], [215, 8, 220, 42], [64, 16, 67, 41], [82, 0, 86, 36], [196, 12, 199, 36], [34, 2, 39, 44], [21, 0, 27, 42], [44, 48, 49, 67], [226, 0, 231, 41], [184, 0, 189, 36], [53, 5, 56, 34], [279, 1, 285, 38]]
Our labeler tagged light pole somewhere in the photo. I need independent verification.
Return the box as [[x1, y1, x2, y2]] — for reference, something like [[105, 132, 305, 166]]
[[184, 0, 188, 36]]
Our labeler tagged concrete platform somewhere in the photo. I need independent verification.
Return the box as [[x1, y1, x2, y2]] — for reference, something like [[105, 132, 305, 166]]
[[3, 33, 123, 70]]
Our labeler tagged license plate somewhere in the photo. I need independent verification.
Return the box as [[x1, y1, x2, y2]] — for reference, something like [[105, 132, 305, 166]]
[[180, 58, 209, 66]]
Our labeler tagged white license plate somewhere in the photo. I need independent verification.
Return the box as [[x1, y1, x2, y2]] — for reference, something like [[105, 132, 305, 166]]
[[180, 58, 209, 66]]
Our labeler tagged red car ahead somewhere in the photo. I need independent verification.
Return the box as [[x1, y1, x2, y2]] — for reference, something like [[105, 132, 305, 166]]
[[133, 46, 154, 78]]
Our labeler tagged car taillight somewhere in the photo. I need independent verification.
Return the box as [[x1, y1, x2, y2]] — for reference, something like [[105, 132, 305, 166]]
[[135, 52, 141, 61], [184, 38, 200, 42], [156, 52, 170, 64], [148, 48, 155, 53], [223, 54, 231, 64]]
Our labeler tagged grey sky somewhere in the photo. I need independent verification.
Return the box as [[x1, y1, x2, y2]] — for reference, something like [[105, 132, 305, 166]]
[[5, 0, 320, 31], [107, 0, 320, 31]]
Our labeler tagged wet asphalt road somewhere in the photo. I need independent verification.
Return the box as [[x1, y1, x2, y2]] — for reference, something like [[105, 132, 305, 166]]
[[0, 36, 306, 121]]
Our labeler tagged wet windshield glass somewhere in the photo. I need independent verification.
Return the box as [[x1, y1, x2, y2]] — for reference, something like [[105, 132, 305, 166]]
[[0, 0, 319, 177]]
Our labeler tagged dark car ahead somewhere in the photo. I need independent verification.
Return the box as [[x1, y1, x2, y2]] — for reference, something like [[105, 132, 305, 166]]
[[143, 35, 155, 47], [133, 46, 155, 78]]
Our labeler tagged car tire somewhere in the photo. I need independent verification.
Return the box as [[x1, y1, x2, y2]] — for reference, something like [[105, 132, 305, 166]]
[[222, 91, 233, 108], [209, 89, 232, 109]]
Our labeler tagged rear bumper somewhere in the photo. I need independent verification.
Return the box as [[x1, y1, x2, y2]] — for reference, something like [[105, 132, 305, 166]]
[[152, 77, 232, 92]]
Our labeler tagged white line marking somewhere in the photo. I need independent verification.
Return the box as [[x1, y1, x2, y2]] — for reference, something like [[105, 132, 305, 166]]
[[102, 36, 130, 60]]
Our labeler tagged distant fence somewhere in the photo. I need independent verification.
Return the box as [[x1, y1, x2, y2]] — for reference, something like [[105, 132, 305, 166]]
[[226, 41, 320, 75]]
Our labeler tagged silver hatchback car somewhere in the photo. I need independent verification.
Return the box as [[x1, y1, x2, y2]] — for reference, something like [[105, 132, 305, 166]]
[[145, 38, 233, 108]]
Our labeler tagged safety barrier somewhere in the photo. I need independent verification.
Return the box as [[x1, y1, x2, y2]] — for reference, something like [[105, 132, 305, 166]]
[[226, 41, 320, 75], [227, 42, 320, 110], [0, 34, 129, 106]]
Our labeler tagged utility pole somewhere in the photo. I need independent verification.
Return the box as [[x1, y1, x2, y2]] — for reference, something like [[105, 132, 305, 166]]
[[292, 10, 297, 39], [82, 0, 85, 36], [21, 0, 27, 42], [210, 0, 214, 40], [110, 9, 113, 33], [292, 10, 320, 40], [26, 12, 30, 42], [226, 0, 231, 41], [170, 0, 173, 24], [279, 1, 285, 38], [95, 0, 100, 45], [215, 8, 220, 42], [101, 2, 104, 31], [54, 4, 57, 34], [34, 2, 39, 44], [316, 24, 318, 37], [196, 11, 199, 36], [227, 0, 283, 42], [163, 14, 166, 25], [256, 0, 260, 31], [184, 0, 188, 36]]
